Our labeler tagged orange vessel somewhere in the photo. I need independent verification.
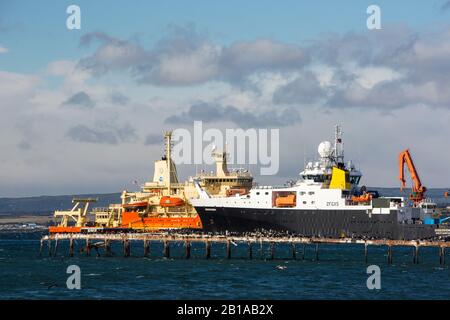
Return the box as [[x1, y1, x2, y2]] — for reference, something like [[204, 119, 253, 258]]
[[49, 131, 252, 233], [121, 212, 202, 230], [48, 226, 81, 233], [120, 199, 202, 230]]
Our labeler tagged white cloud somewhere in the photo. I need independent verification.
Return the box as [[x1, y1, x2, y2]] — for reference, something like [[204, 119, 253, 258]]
[[0, 71, 39, 98], [4, 24, 450, 195]]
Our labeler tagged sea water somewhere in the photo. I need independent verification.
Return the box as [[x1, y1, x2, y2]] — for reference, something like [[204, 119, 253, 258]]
[[1, 233, 450, 300]]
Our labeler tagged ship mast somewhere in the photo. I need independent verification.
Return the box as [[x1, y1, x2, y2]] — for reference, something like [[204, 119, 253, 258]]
[[334, 125, 344, 166], [165, 131, 172, 195]]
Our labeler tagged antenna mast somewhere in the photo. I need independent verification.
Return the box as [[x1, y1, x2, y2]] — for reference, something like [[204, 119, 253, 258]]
[[164, 131, 172, 195], [334, 125, 344, 166]]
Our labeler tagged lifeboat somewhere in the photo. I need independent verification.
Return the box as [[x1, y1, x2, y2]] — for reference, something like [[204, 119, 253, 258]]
[[351, 193, 372, 203], [159, 196, 185, 207], [123, 201, 148, 209], [275, 194, 296, 207], [226, 188, 248, 197]]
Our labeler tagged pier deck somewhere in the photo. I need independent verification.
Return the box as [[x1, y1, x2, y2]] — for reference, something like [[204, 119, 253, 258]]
[[40, 232, 450, 265]]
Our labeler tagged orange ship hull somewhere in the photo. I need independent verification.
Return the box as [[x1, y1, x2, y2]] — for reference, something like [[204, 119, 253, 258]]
[[48, 226, 82, 233], [121, 212, 203, 230]]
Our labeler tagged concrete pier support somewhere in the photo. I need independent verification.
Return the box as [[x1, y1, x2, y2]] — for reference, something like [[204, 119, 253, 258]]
[[69, 238, 74, 257], [205, 241, 211, 259], [123, 240, 130, 257], [185, 241, 191, 259], [248, 242, 252, 260], [291, 243, 296, 260], [260, 241, 263, 260], [364, 243, 368, 264], [39, 239, 44, 257], [269, 242, 275, 260], [440, 247, 445, 265], [413, 246, 419, 264], [105, 239, 111, 257], [315, 243, 319, 261], [143, 240, 149, 257], [53, 239, 58, 257], [163, 240, 170, 258], [387, 245, 393, 264], [85, 239, 90, 256], [226, 240, 231, 259]]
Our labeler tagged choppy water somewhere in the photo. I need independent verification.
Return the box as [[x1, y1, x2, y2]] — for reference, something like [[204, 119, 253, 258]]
[[1, 233, 450, 299]]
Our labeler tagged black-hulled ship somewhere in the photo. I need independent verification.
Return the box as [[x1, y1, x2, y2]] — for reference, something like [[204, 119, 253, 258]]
[[192, 126, 446, 240]]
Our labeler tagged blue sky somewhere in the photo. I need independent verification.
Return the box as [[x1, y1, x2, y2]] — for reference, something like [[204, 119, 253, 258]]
[[1, 1, 450, 196], [2, 0, 449, 72]]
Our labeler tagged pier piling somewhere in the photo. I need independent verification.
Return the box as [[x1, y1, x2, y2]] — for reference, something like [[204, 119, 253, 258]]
[[53, 239, 58, 257], [413, 246, 418, 264], [185, 241, 191, 259], [260, 240, 263, 260], [163, 240, 170, 258], [123, 240, 130, 257], [39, 239, 43, 257], [440, 247, 445, 265], [85, 239, 90, 256], [144, 240, 149, 257], [291, 243, 296, 260], [315, 243, 319, 261], [39, 233, 450, 265], [364, 243, 368, 264], [69, 238, 74, 257], [387, 245, 393, 264], [205, 241, 211, 259], [302, 244, 306, 260], [270, 242, 275, 260], [105, 239, 111, 257]]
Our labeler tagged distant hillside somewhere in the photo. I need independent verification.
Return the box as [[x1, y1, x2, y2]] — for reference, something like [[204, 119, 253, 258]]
[[0, 188, 449, 215], [0, 193, 121, 215]]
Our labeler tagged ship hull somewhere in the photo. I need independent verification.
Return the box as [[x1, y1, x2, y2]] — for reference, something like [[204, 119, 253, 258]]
[[194, 206, 438, 240], [121, 212, 203, 230]]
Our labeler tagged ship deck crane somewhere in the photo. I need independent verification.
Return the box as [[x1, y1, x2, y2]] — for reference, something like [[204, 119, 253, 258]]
[[398, 149, 427, 206]]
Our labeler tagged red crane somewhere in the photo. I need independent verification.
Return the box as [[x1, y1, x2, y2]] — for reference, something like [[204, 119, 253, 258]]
[[398, 149, 427, 206]]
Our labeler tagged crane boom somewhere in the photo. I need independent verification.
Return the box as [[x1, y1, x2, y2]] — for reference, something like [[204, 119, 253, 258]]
[[398, 149, 426, 205]]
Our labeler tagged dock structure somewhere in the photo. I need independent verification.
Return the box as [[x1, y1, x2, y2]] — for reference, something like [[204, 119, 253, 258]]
[[40, 233, 450, 265]]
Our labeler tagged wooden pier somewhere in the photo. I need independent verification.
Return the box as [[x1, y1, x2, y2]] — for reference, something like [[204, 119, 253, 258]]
[[40, 232, 450, 265]]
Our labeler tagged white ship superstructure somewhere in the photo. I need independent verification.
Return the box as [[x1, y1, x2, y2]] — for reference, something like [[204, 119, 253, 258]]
[[192, 126, 437, 240]]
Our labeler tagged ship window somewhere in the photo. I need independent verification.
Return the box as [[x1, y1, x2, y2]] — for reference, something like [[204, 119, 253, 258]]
[[308, 192, 315, 195], [303, 201, 307, 204], [350, 176, 361, 184], [265, 192, 269, 195], [256, 192, 260, 195], [300, 192, 306, 195]]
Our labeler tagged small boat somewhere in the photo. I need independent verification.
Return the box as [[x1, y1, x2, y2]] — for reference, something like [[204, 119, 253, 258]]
[[159, 196, 185, 207]]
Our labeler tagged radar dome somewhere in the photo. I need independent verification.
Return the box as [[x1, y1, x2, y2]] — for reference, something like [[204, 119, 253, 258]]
[[318, 141, 332, 158]]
